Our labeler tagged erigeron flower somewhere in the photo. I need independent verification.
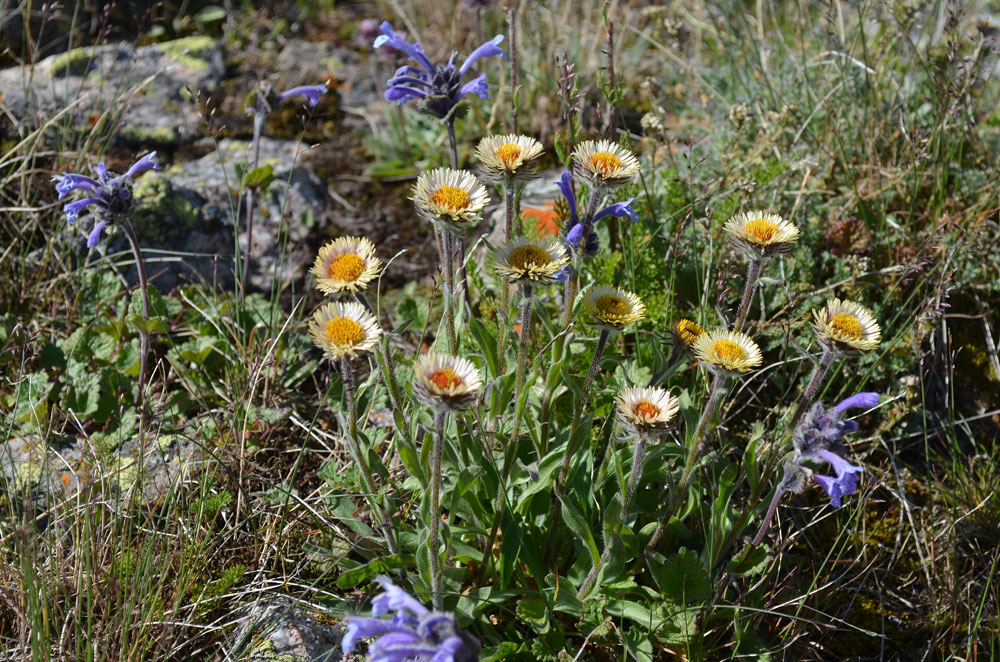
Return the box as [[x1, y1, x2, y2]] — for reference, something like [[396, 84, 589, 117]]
[[723, 211, 800, 260], [342, 575, 480, 662], [579, 285, 646, 331], [475, 134, 544, 182], [374, 21, 505, 122], [673, 318, 705, 349], [571, 140, 640, 190], [492, 238, 569, 284], [308, 301, 382, 359], [813, 298, 881, 355], [412, 354, 483, 412], [310, 236, 382, 295], [692, 328, 763, 375], [615, 386, 679, 433], [412, 168, 489, 235], [52, 152, 160, 247]]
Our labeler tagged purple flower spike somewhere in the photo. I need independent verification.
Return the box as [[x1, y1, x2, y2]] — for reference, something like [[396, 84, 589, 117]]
[[64, 198, 101, 223], [556, 171, 638, 258], [53, 174, 99, 200], [834, 392, 880, 415], [812, 449, 864, 507], [342, 575, 479, 662], [278, 83, 328, 107], [374, 22, 505, 121]]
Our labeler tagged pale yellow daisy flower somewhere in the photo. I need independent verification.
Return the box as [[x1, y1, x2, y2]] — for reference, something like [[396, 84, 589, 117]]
[[693, 329, 763, 375], [412, 168, 489, 235], [308, 301, 382, 359], [475, 134, 544, 182], [492, 238, 570, 285], [813, 298, 881, 354], [723, 211, 800, 260], [310, 236, 382, 295], [571, 139, 640, 189], [412, 354, 483, 412], [673, 318, 705, 349], [580, 285, 646, 331], [616, 386, 680, 432]]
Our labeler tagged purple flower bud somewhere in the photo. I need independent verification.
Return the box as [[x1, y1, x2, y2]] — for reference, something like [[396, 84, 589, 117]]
[[834, 392, 880, 415]]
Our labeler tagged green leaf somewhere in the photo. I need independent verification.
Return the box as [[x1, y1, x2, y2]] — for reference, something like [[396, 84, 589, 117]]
[[480, 642, 518, 662], [242, 164, 274, 190], [648, 548, 711, 605], [728, 543, 771, 577], [558, 494, 600, 566], [468, 316, 499, 379], [336, 554, 416, 589], [516, 597, 551, 634]]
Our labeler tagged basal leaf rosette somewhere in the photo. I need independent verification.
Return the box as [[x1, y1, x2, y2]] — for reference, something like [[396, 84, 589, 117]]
[[579, 285, 646, 331], [412, 168, 489, 236], [693, 328, 763, 376], [812, 298, 881, 355], [571, 139, 640, 190], [309, 301, 382, 359], [492, 238, 569, 285], [412, 354, 483, 412], [723, 210, 800, 261], [475, 134, 544, 182], [310, 236, 382, 295], [616, 385, 680, 433]]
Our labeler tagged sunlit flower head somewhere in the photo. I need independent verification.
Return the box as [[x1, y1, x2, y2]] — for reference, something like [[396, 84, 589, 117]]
[[812, 298, 881, 355], [723, 211, 799, 260], [52, 152, 160, 247], [673, 318, 705, 349], [412, 168, 489, 235], [310, 236, 382, 295], [342, 575, 479, 662], [413, 354, 483, 412], [308, 301, 381, 359], [580, 285, 646, 331], [492, 238, 569, 285], [475, 134, 544, 182], [693, 328, 763, 375], [571, 140, 639, 189], [616, 386, 679, 433]]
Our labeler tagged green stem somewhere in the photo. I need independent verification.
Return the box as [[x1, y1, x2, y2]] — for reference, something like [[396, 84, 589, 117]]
[[430, 408, 446, 609], [734, 258, 763, 331], [442, 231, 458, 354], [496, 178, 517, 376], [120, 219, 149, 440]]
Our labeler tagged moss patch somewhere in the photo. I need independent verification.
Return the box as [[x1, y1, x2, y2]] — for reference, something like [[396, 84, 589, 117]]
[[118, 125, 181, 148], [50, 47, 97, 77], [158, 36, 216, 72]]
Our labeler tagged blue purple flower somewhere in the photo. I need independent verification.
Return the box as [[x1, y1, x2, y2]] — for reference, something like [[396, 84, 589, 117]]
[[278, 83, 328, 107], [52, 152, 159, 247], [342, 575, 480, 662], [373, 21, 505, 121], [556, 171, 638, 257], [812, 449, 865, 508]]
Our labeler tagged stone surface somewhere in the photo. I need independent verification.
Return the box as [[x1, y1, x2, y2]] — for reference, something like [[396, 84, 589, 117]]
[[0, 37, 225, 148], [230, 598, 344, 662]]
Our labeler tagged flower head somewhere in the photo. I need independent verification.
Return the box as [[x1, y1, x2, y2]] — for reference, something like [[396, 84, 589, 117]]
[[413, 354, 483, 412], [374, 21, 505, 122], [813, 298, 881, 355], [310, 236, 382, 295], [672, 318, 705, 350], [475, 134, 544, 182], [556, 171, 638, 257], [52, 152, 160, 246], [492, 238, 569, 285], [692, 329, 763, 375], [412, 168, 489, 236], [342, 575, 480, 662], [579, 285, 646, 331], [615, 386, 679, 433], [811, 450, 864, 508], [571, 140, 639, 190], [278, 83, 328, 107], [723, 211, 799, 261], [308, 301, 382, 359]]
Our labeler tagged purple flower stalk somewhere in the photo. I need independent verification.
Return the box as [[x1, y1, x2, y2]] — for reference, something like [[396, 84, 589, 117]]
[[342, 576, 480, 662], [557, 171, 638, 257], [52, 152, 159, 247], [278, 83, 328, 107], [373, 21, 505, 121]]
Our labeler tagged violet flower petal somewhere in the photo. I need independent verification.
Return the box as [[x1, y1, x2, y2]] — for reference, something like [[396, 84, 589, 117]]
[[123, 152, 160, 181], [278, 84, 328, 107], [53, 174, 99, 200], [813, 474, 844, 507], [458, 34, 505, 76], [86, 220, 108, 247], [64, 197, 102, 223], [458, 73, 489, 100], [594, 198, 639, 223], [372, 575, 429, 618], [834, 392, 880, 415], [374, 22, 435, 73], [556, 171, 578, 222], [429, 636, 466, 662], [92, 162, 108, 180], [385, 85, 428, 103]]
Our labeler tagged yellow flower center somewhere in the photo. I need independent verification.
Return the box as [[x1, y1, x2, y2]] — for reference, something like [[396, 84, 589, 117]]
[[712, 338, 746, 362], [829, 312, 863, 339], [429, 368, 463, 390], [324, 316, 365, 346], [508, 244, 551, 271], [633, 400, 661, 420], [432, 185, 470, 211], [329, 253, 365, 282], [676, 319, 705, 346], [595, 294, 630, 319], [589, 151, 622, 176], [496, 143, 522, 168], [744, 218, 779, 243]]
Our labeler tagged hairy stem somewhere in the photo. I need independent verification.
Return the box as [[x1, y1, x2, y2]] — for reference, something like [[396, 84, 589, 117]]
[[751, 486, 785, 547], [430, 408, 446, 609], [442, 231, 458, 354], [120, 219, 149, 438], [734, 258, 763, 331]]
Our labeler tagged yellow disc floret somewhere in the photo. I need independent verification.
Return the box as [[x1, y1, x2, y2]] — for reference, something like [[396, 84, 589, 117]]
[[633, 400, 661, 419], [328, 253, 365, 282], [829, 312, 864, 339], [496, 143, 522, 168], [508, 244, 552, 270], [744, 218, 779, 243], [432, 185, 471, 211], [712, 338, 746, 362], [595, 294, 630, 319], [429, 368, 463, 390], [325, 317, 365, 346], [589, 151, 622, 175], [676, 319, 705, 347]]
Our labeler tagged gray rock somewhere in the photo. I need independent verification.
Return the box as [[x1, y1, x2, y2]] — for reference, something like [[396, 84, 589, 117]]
[[0, 37, 224, 148], [229, 598, 344, 662]]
